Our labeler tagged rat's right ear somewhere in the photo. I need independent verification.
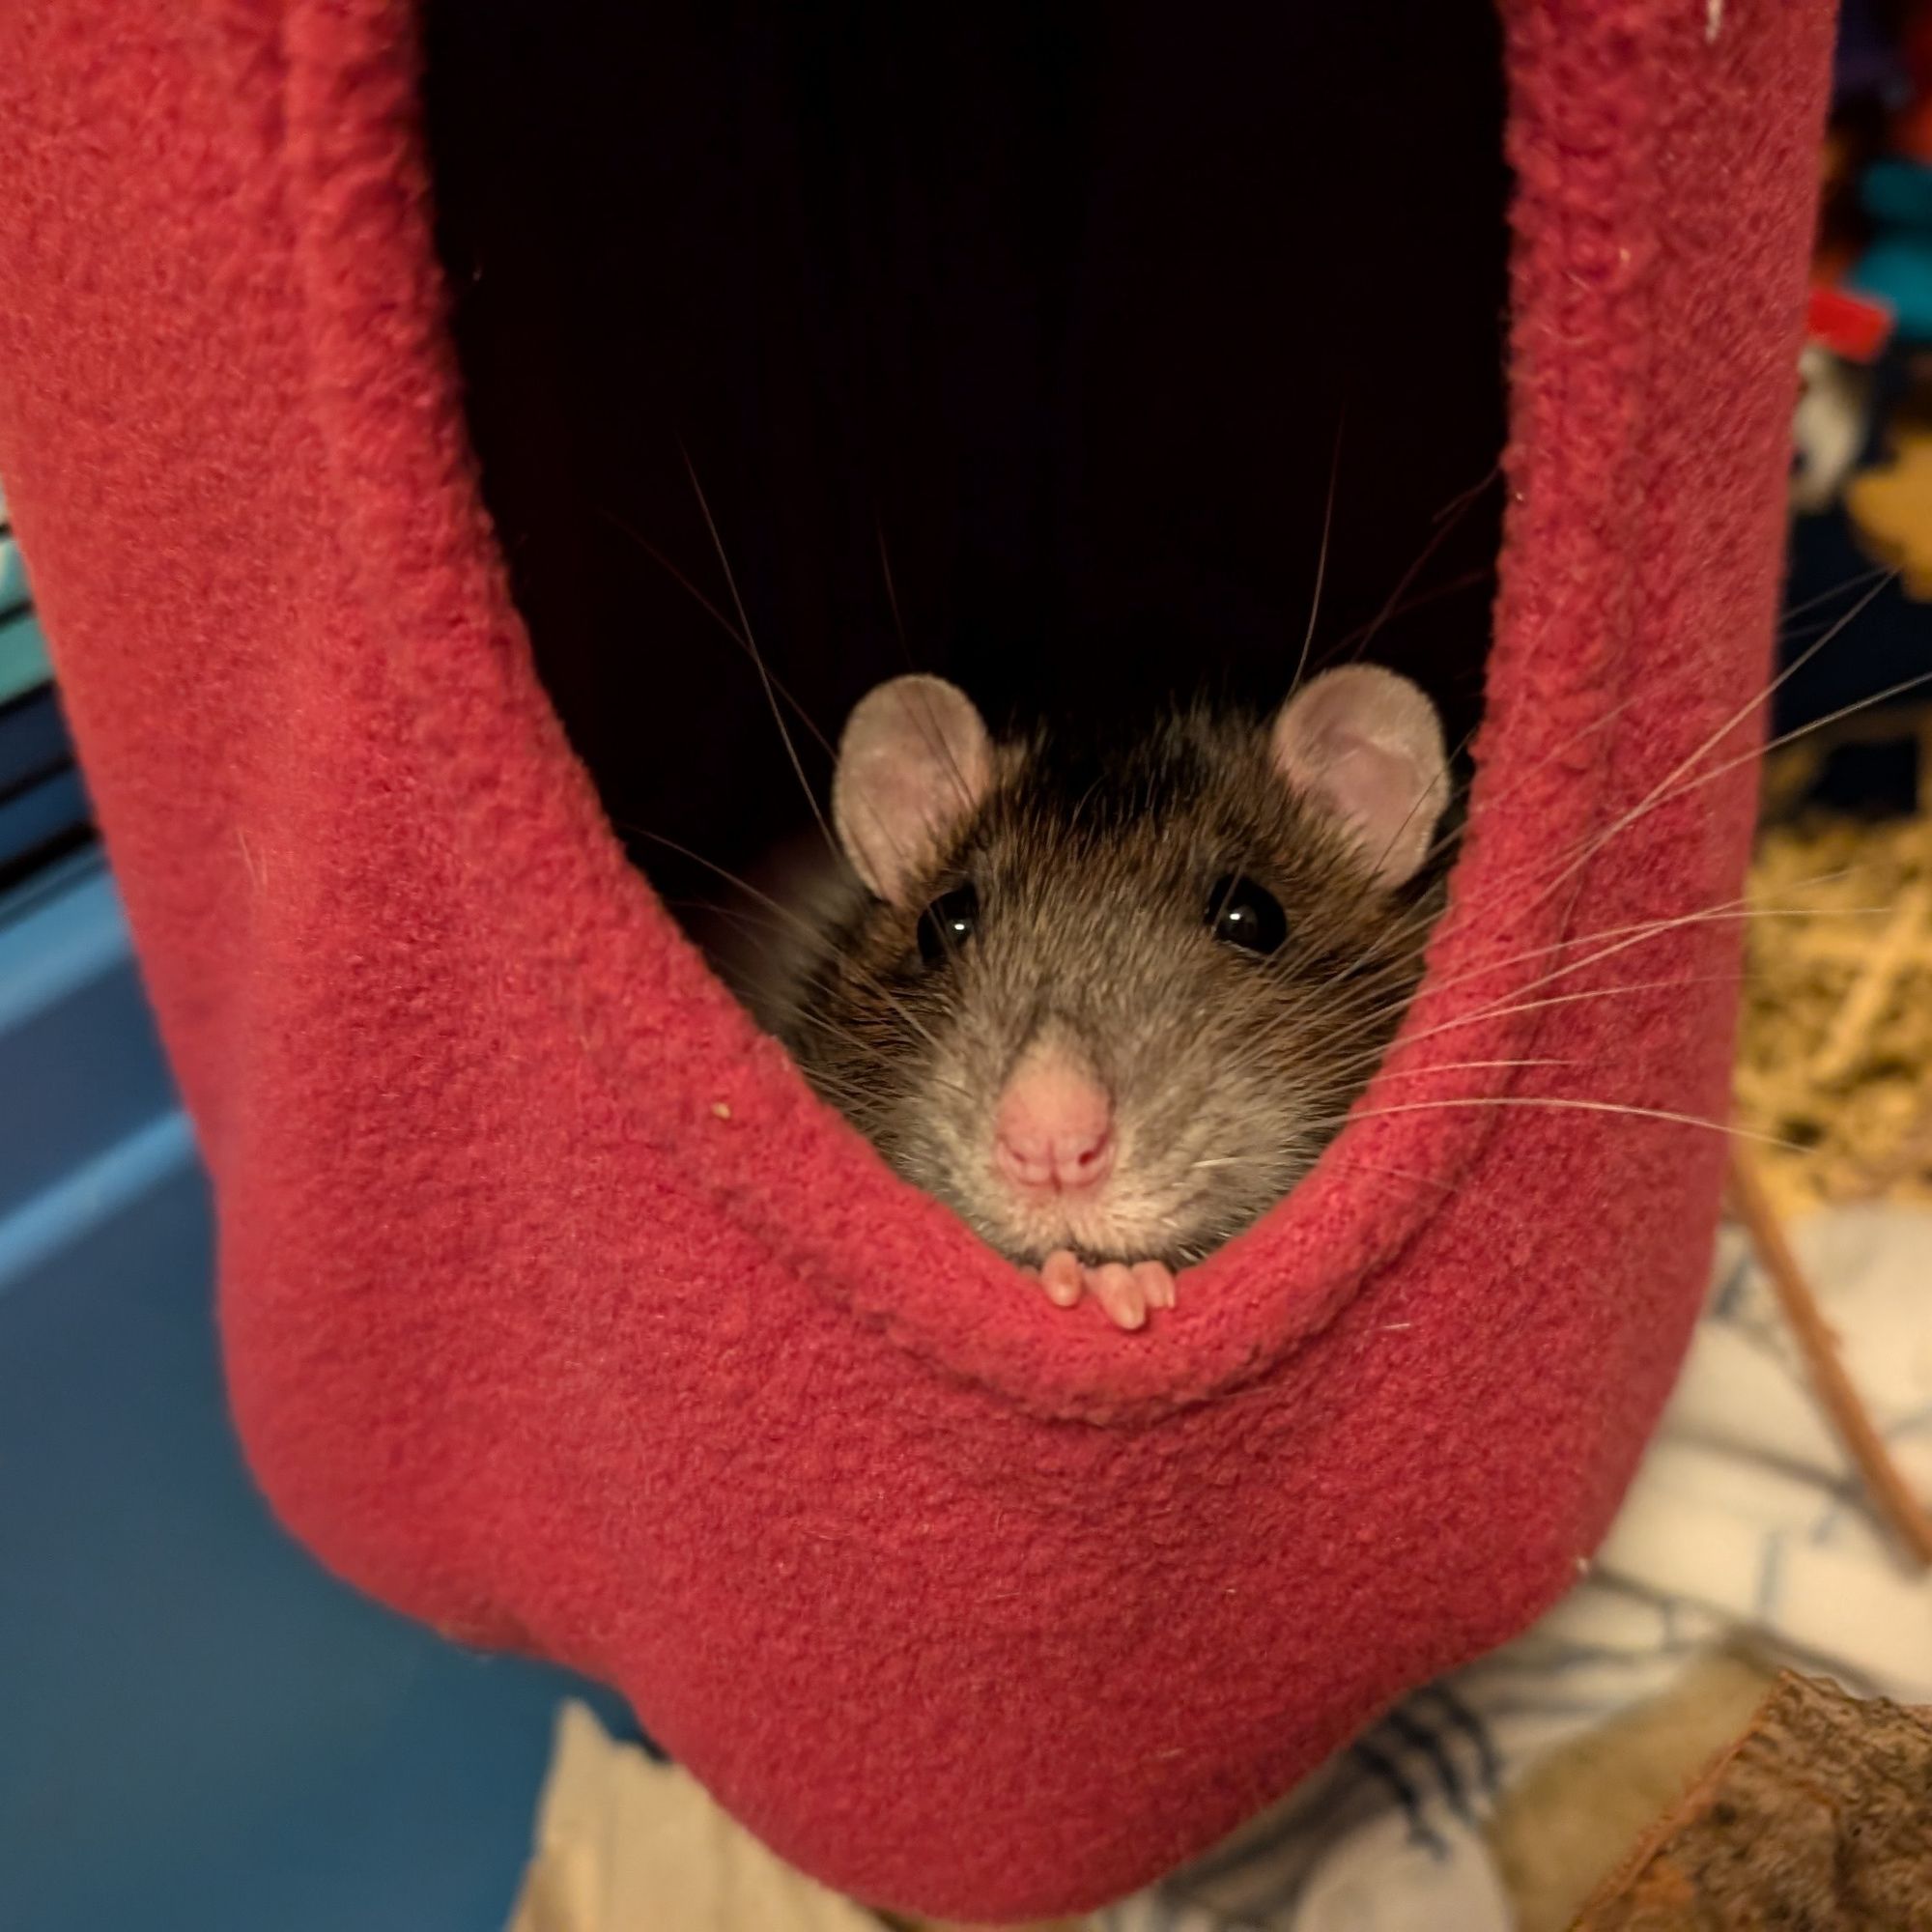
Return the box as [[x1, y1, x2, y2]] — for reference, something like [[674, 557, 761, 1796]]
[[832, 674, 992, 903]]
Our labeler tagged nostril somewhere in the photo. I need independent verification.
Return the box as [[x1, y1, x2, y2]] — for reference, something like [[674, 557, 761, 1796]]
[[1065, 1127, 1113, 1179]]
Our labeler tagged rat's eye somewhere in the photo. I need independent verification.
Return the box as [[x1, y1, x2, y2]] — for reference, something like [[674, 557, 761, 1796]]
[[1207, 874, 1287, 956], [917, 883, 979, 968]]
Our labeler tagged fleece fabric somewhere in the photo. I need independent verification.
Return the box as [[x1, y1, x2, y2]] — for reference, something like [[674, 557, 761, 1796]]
[[0, 1, 1832, 1919]]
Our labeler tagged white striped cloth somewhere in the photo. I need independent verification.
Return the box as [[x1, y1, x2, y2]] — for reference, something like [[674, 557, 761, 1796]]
[[1095, 1204, 1932, 1932]]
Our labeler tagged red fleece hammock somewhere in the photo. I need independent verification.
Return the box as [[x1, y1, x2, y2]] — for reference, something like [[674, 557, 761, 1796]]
[[0, 1, 1831, 1919]]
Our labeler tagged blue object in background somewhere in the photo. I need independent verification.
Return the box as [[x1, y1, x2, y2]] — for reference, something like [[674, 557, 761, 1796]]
[[1847, 156, 1932, 343], [0, 853, 635, 1932], [0, 589, 49, 710], [0, 496, 54, 710], [1, 513, 94, 886]]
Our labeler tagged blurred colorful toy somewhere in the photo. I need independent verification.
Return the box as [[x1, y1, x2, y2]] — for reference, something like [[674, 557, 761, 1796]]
[[1846, 411, 1932, 593], [1794, 341, 1881, 515], [1846, 155, 1932, 339]]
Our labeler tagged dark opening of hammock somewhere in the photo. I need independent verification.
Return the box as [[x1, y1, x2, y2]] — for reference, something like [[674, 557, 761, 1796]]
[[420, 0, 1510, 917]]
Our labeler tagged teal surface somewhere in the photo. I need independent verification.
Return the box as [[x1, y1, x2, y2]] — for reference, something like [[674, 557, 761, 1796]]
[[0, 533, 50, 706], [0, 608, 48, 708], [0, 858, 636, 1931]]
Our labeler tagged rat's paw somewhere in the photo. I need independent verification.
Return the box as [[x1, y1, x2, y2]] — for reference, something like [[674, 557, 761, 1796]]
[[1035, 1249, 1175, 1330]]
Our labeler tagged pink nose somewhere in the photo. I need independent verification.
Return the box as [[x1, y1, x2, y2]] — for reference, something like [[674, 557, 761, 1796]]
[[993, 1048, 1115, 1196]]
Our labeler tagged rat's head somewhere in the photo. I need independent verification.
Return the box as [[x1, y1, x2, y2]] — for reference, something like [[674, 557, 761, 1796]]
[[791, 666, 1451, 1270]]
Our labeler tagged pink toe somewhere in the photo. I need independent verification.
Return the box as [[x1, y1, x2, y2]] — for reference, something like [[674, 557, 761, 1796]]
[[1133, 1261, 1175, 1311], [1040, 1249, 1085, 1308], [1091, 1263, 1147, 1331]]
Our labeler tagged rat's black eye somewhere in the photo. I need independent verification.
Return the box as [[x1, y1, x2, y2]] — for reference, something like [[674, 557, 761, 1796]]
[[1207, 874, 1287, 956], [916, 883, 979, 968]]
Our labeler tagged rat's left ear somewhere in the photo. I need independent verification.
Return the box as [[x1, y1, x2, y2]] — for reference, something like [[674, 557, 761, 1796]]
[[1269, 666, 1450, 888]]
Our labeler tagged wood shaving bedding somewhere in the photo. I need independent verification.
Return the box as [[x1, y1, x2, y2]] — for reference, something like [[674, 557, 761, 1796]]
[[1733, 707, 1932, 1219]]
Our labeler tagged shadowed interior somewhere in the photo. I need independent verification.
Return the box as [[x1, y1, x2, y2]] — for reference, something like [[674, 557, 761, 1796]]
[[420, 2, 1510, 927]]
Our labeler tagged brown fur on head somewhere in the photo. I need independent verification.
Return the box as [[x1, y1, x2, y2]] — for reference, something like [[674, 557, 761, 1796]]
[[780, 668, 1450, 1270]]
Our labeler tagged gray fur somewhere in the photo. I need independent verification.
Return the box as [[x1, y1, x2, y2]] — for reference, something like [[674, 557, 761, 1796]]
[[749, 702, 1449, 1269]]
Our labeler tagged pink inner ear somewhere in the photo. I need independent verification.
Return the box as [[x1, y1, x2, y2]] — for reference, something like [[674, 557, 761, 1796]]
[[832, 675, 992, 902], [1270, 666, 1448, 888]]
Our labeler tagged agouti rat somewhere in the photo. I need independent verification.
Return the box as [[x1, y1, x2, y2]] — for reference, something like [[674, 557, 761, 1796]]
[[734, 666, 1452, 1329]]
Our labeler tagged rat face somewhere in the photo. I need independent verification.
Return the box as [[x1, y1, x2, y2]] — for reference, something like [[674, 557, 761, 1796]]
[[784, 668, 1450, 1285]]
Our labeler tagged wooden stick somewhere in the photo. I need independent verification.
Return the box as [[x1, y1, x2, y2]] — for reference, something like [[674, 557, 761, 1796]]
[[1726, 1146, 1932, 1567], [1572, 1671, 1932, 1928], [1807, 879, 1931, 1083]]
